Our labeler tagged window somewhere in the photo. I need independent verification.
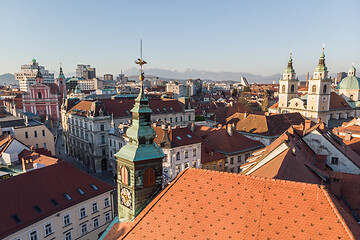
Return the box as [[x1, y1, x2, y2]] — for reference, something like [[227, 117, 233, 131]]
[[219, 162, 222, 169], [81, 223, 87, 235], [120, 166, 129, 185], [312, 85, 316, 93], [92, 202, 98, 213], [176, 152, 180, 160], [93, 217, 99, 229], [230, 168, 234, 173], [143, 168, 155, 187], [206, 165, 210, 170], [282, 85, 285, 93], [38, 92, 42, 99], [42, 130, 45, 136], [25, 131, 28, 138], [63, 214, 71, 226], [44, 223, 52, 236], [105, 212, 111, 222], [331, 157, 339, 165], [101, 136, 105, 144], [110, 139, 112, 146], [188, 115, 191, 121], [230, 157, 234, 164], [185, 151, 188, 158], [64, 231, 72, 240], [30, 230, 38, 240], [102, 148, 106, 155], [290, 85, 295, 93], [64, 193, 72, 201], [245, 153, 250, 160], [44, 143, 46, 149], [213, 163, 216, 170], [323, 85, 327, 94], [34, 131, 37, 138], [77, 188, 84, 195], [238, 156, 241, 163], [80, 207, 86, 218], [104, 197, 110, 208], [170, 117, 173, 123], [35, 144, 39, 149], [193, 148, 196, 156], [100, 124, 104, 131]]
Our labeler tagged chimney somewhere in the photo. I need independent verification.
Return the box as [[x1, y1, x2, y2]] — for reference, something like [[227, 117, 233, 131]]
[[161, 124, 167, 130], [22, 158, 34, 172], [344, 132, 352, 141], [265, 112, 269, 116], [306, 72, 309, 87], [317, 117, 321, 123], [30, 146, 36, 152], [329, 172, 343, 198], [190, 122, 195, 132], [152, 122, 157, 128], [319, 122, 325, 130], [227, 124, 233, 136], [315, 154, 327, 170], [244, 112, 247, 119], [229, 101, 233, 107], [0, 126, 2, 136], [304, 119, 311, 130]]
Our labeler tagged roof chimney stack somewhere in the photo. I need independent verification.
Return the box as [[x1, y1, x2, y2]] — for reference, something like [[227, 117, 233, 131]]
[[304, 119, 311, 130], [329, 172, 343, 198], [226, 124, 233, 137]]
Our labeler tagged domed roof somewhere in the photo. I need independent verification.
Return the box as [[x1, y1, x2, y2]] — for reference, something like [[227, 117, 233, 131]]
[[337, 75, 360, 90]]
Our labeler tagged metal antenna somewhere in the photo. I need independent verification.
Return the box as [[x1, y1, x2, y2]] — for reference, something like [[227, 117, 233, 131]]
[[140, 39, 143, 60]]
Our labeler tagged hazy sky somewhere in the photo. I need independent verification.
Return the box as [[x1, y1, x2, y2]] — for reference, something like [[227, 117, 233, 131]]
[[0, 0, 359, 76]]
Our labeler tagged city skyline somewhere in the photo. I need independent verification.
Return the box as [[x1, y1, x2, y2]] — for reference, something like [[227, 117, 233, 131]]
[[0, 0, 359, 76]]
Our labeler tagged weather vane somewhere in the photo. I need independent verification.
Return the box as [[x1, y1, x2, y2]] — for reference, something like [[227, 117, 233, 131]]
[[322, 43, 325, 51], [135, 39, 147, 81]]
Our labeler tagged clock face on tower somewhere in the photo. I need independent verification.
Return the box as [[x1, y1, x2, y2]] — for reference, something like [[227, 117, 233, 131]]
[[322, 96, 327, 101], [120, 187, 132, 209]]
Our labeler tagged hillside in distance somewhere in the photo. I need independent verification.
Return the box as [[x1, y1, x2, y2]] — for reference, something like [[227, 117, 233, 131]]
[[0, 73, 16, 85]]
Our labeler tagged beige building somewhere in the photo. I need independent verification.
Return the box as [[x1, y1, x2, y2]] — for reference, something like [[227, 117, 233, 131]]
[[1, 162, 115, 240], [12, 123, 55, 155]]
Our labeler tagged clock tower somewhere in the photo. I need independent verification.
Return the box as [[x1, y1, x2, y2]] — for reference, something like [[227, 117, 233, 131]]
[[279, 51, 298, 110], [114, 50, 165, 222], [307, 46, 331, 121]]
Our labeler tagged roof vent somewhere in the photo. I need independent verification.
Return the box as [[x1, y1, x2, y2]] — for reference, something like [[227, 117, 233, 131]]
[[63, 193, 72, 201], [33, 205, 42, 213], [11, 214, 21, 224], [77, 188, 85, 195], [50, 199, 58, 206]]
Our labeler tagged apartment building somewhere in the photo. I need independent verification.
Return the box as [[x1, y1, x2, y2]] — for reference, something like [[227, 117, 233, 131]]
[[1, 162, 115, 240]]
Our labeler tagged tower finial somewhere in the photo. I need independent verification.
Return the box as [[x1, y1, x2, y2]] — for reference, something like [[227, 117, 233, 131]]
[[290, 49, 292, 56], [134, 39, 147, 82], [322, 43, 325, 52]]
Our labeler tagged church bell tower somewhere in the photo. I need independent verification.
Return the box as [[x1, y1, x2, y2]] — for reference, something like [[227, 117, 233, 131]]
[[115, 43, 165, 222], [279, 51, 298, 110]]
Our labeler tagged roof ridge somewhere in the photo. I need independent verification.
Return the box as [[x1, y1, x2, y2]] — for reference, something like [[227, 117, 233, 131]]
[[320, 187, 356, 239]]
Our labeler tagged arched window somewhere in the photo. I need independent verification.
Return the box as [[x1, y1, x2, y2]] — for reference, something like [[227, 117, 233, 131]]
[[312, 85, 316, 93], [323, 85, 327, 94], [143, 168, 155, 187], [282, 85, 285, 93], [120, 166, 129, 185], [290, 85, 295, 93], [38, 92, 42, 99]]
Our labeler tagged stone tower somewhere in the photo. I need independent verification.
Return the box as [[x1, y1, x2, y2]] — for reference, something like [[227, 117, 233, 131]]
[[115, 53, 165, 222], [279, 52, 298, 109], [307, 47, 331, 121]]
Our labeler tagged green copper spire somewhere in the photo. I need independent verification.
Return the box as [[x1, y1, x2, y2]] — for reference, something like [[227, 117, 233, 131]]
[[316, 46, 328, 72], [59, 63, 65, 79], [284, 51, 295, 74], [115, 46, 164, 162]]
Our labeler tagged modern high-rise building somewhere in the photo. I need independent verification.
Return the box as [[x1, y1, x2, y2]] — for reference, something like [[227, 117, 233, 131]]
[[76, 64, 96, 79], [15, 59, 54, 92]]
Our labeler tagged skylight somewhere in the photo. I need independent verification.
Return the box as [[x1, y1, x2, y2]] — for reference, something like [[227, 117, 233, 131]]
[[50, 199, 58, 206], [33, 205, 42, 213], [77, 188, 85, 195], [64, 193, 72, 201], [187, 135, 192, 138], [176, 136, 182, 140], [11, 214, 21, 224], [91, 184, 98, 191]]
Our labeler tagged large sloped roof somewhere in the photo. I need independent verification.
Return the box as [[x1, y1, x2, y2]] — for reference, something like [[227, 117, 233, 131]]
[[104, 168, 360, 239]]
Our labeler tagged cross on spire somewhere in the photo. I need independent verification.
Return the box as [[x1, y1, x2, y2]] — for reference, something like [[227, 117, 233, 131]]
[[134, 39, 147, 82]]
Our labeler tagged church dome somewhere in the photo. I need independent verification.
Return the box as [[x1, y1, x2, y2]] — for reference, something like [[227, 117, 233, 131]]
[[337, 65, 360, 90]]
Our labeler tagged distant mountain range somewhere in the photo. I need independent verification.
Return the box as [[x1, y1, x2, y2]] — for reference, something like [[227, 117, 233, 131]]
[[122, 67, 310, 84], [0, 73, 16, 85]]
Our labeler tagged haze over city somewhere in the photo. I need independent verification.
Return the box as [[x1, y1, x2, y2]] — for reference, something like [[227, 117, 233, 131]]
[[0, 0, 359, 77]]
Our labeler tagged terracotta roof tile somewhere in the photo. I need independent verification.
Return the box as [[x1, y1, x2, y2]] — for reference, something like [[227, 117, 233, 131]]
[[153, 126, 201, 147], [330, 92, 352, 110], [105, 168, 360, 239]]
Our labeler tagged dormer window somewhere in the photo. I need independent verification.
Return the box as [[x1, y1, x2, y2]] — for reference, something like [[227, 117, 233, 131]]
[[91, 184, 98, 191], [64, 193, 72, 201], [77, 188, 85, 195]]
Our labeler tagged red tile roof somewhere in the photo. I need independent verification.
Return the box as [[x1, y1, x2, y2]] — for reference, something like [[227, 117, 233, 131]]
[[153, 126, 201, 147], [0, 162, 114, 239], [330, 92, 352, 110], [201, 145, 226, 164], [233, 112, 307, 137], [105, 168, 360, 239], [194, 125, 264, 154], [69, 98, 184, 118]]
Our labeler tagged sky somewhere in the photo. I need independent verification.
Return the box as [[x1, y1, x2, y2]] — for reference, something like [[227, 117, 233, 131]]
[[0, 0, 359, 76]]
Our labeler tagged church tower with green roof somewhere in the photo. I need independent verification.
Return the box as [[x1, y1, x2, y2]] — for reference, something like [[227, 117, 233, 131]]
[[307, 46, 331, 119], [115, 50, 165, 222], [279, 51, 299, 109]]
